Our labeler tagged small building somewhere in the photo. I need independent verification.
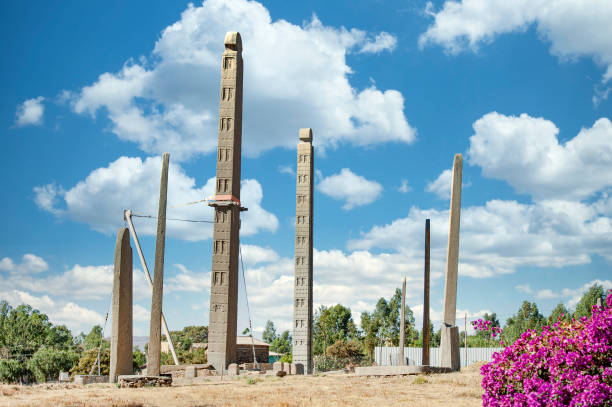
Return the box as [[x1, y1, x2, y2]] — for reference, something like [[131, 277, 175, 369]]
[[268, 351, 283, 363], [236, 336, 270, 364]]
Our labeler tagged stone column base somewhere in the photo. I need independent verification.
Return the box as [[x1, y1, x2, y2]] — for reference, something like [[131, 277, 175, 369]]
[[440, 324, 460, 371]]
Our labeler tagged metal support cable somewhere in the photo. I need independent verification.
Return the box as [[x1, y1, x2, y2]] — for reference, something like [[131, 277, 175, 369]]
[[239, 245, 258, 367]]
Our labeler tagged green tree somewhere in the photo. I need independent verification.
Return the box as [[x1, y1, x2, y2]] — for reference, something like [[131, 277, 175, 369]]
[[313, 304, 357, 355], [503, 301, 546, 345], [83, 325, 106, 351], [326, 340, 363, 360], [27, 347, 79, 382], [262, 320, 277, 344], [0, 359, 28, 383], [270, 330, 292, 354], [132, 348, 146, 371], [360, 311, 382, 361], [70, 348, 110, 376], [548, 303, 571, 324], [573, 284, 606, 320]]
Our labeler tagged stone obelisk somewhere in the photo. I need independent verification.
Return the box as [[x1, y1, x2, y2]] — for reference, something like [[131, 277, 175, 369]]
[[293, 128, 313, 374], [147, 152, 169, 376], [422, 219, 431, 366], [399, 277, 406, 365], [208, 32, 244, 373], [110, 228, 133, 382], [440, 154, 462, 371]]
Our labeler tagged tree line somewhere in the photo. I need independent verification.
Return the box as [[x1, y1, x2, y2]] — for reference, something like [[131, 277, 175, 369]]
[[0, 284, 606, 382]]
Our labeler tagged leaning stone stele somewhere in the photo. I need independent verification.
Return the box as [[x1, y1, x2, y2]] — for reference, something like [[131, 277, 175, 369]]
[[440, 154, 462, 371], [293, 128, 314, 374], [109, 228, 133, 382], [207, 32, 245, 373]]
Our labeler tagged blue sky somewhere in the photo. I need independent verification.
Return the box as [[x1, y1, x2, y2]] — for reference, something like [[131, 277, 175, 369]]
[[1, 0, 611, 339]]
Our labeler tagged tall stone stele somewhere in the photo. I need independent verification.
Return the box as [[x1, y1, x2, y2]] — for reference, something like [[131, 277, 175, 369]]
[[440, 154, 463, 371], [207, 31, 245, 373], [109, 228, 133, 382], [293, 128, 314, 374]]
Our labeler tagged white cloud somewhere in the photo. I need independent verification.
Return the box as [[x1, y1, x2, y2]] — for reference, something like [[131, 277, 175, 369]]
[[14, 96, 45, 127], [419, 0, 612, 83], [277, 165, 295, 177], [468, 113, 612, 200], [426, 169, 452, 199], [349, 199, 612, 278], [398, 179, 412, 193], [515, 284, 533, 294], [535, 289, 557, 300], [166, 264, 209, 293], [561, 279, 612, 308], [69, 0, 414, 160], [359, 32, 398, 54], [34, 155, 278, 240], [0, 254, 48, 274], [0, 290, 104, 333], [317, 168, 383, 210]]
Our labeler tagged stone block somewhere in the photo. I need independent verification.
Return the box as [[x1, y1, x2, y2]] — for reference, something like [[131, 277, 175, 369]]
[[59, 372, 70, 382], [272, 361, 283, 372], [440, 325, 460, 371], [185, 366, 196, 379], [259, 363, 273, 371], [228, 363, 240, 376], [293, 363, 304, 375], [283, 363, 291, 375]]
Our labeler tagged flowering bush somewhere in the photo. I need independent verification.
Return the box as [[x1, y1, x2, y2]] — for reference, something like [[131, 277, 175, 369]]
[[480, 290, 612, 406], [472, 318, 504, 343]]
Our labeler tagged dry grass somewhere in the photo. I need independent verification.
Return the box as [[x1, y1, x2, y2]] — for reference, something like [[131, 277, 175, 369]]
[[0, 364, 485, 407]]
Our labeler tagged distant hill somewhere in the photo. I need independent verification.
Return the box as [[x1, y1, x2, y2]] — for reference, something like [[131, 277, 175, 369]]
[[104, 336, 149, 351]]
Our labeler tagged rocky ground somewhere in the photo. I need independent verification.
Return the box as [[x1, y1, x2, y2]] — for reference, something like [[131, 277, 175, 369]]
[[0, 363, 484, 407]]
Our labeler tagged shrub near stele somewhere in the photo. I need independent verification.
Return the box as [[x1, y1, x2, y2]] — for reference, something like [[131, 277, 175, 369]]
[[315, 340, 364, 372], [481, 290, 612, 406]]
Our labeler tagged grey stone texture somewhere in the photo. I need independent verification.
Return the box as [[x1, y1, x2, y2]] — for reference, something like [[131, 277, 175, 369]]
[[422, 218, 431, 366], [440, 325, 460, 371], [293, 128, 314, 374], [440, 155, 462, 372], [109, 228, 133, 383], [227, 363, 240, 376], [273, 361, 284, 372], [399, 277, 406, 365], [184, 366, 196, 379], [147, 152, 170, 377], [208, 32, 244, 373], [443, 154, 462, 326]]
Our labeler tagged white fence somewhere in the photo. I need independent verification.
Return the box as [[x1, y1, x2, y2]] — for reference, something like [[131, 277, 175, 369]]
[[374, 347, 503, 368]]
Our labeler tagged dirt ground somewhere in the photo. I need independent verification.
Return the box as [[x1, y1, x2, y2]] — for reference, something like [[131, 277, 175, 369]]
[[0, 364, 484, 407]]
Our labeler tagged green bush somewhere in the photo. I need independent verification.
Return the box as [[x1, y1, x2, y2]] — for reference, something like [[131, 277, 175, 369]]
[[70, 348, 109, 377], [326, 340, 363, 359], [279, 353, 292, 363], [27, 347, 79, 382], [314, 355, 360, 372], [0, 359, 29, 383]]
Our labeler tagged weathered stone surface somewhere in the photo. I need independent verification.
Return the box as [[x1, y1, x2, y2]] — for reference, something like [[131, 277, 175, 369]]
[[294, 363, 304, 375], [74, 375, 109, 385], [293, 128, 314, 374], [184, 366, 196, 379], [227, 363, 240, 376], [422, 219, 431, 366], [272, 361, 283, 372], [208, 32, 244, 373], [440, 325, 460, 371], [399, 277, 406, 365], [440, 155, 462, 372], [117, 375, 172, 388], [354, 365, 452, 377], [110, 228, 133, 383], [148, 153, 170, 377], [443, 154, 462, 326], [283, 363, 291, 375], [58, 372, 70, 382]]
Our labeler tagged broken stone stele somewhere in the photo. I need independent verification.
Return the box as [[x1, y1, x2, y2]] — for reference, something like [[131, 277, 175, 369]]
[[109, 227, 133, 383], [207, 31, 245, 373], [293, 128, 314, 374], [440, 154, 463, 371]]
